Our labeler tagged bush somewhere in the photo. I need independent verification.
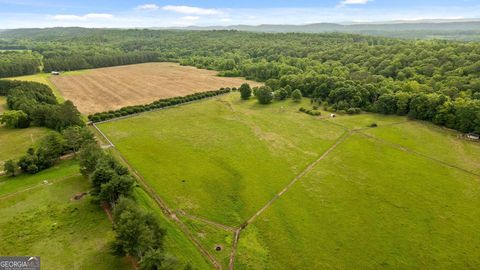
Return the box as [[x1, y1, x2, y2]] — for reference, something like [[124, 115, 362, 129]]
[[256, 86, 274, 104], [347, 107, 362, 115], [299, 107, 321, 116], [292, 89, 303, 102]]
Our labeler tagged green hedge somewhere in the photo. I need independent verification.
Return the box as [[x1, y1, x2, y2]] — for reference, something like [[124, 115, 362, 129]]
[[88, 88, 231, 122]]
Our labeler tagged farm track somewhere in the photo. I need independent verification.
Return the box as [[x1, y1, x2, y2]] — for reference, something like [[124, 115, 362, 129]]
[[0, 173, 81, 201], [177, 210, 237, 232], [228, 130, 352, 270]]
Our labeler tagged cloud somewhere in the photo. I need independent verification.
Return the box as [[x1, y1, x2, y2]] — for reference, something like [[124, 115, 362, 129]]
[[162, 5, 223, 15], [52, 13, 113, 20], [134, 4, 159, 11], [338, 0, 372, 8], [181, 16, 200, 21]]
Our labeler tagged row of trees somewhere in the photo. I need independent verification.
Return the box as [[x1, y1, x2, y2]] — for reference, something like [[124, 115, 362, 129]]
[[78, 139, 178, 269], [89, 88, 232, 122], [239, 83, 303, 104], [0, 80, 83, 130]]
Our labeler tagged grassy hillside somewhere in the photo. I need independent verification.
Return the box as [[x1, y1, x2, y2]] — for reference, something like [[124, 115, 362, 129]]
[[99, 93, 346, 226], [0, 161, 131, 269]]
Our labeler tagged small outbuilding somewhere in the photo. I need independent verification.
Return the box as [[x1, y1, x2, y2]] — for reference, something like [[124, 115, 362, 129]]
[[330, 114, 336, 118], [467, 133, 480, 140], [51, 71, 60, 75]]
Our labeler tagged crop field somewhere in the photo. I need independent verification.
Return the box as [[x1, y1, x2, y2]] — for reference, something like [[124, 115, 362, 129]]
[[0, 161, 131, 269], [98, 93, 480, 269], [0, 126, 51, 163], [50, 62, 262, 114]]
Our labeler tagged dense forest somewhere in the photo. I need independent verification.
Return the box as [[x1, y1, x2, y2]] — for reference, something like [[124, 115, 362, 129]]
[[0, 28, 479, 133], [0, 50, 41, 77]]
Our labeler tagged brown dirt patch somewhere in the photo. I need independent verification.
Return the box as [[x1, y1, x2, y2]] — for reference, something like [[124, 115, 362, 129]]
[[50, 62, 262, 114]]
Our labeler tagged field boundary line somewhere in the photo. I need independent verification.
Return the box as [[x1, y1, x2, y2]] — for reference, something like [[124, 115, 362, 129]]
[[177, 210, 237, 232], [107, 142, 222, 269], [356, 131, 480, 178], [91, 123, 115, 147], [228, 131, 352, 270], [246, 130, 351, 225], [0, 173, 81, 200], [91, 92, 231, 125]]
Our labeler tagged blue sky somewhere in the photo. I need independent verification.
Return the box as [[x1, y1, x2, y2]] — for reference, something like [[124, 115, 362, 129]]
[[1, 0, 479, 28]]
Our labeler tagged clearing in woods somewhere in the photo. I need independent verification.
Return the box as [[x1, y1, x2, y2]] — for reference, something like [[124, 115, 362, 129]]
[[50, 62, 262, 114]]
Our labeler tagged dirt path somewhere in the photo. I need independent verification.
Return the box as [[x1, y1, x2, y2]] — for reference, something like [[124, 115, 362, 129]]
[[228, 131, 352, 270]]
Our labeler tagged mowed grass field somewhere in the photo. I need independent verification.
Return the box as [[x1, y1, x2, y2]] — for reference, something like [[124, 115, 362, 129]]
[[99, 92, 480, 269], [99, 93, 347, 226], [50, 62, 262, 114], [0, 161, 132, 269]]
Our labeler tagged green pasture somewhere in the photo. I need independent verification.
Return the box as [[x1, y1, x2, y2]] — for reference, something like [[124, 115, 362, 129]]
[[134, 188, 212, 269], [99, 93, 346, 226], [236, 133, 480, 269], [0, 126, 52, 163], [0, 161, 131, 269], [364, 121, 480, 175]]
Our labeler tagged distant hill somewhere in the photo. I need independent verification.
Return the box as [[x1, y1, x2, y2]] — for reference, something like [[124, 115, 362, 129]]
[[166, 20, 480, 41], [2, 20, 480, 41]]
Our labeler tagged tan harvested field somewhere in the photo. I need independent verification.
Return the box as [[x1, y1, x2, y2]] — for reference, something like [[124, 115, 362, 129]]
[[50, 62, 262, 114]]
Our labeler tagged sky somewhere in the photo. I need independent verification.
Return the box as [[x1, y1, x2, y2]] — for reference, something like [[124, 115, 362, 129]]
[[1, 0, 479, 28]]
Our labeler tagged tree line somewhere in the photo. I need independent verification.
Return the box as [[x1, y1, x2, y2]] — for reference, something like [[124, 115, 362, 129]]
[[78, 137, 186, 269], [2, 28, 479, 133], [0, 51, 41, 78]]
